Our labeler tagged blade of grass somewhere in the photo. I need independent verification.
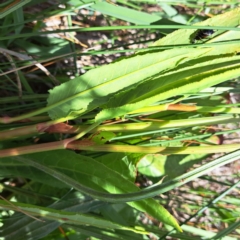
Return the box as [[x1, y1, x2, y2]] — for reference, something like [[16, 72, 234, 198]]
[[210, 220, 240, 240], [0, 0, 31, 19], [0, 26, 238, 41], [160, 180, 240, 239]]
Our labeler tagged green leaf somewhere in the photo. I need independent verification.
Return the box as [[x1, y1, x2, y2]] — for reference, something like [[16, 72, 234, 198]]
[[137, 154, 206, 179], [0, 199, 146, 238], [13, 181, 69, 206], [96, 59, 240, 121], [105, 55, 240, 109], [137, 154, 166, 177], [99, 203, 139, 227], [92, 131, 116, 144], [47, 47, 208, 120], [151, 7, 240, 46], [0, 156, 65, 188], [96, 153, 137, 182], [92, 9, 240, 121], [47, 8, 240, 121], [1, 193, 105, 240], [90, 1, 161, 25], [1, 150, 181, 231]]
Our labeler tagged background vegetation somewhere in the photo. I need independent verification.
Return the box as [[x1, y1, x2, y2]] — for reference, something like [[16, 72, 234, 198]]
[[0, 0, 240, 239]]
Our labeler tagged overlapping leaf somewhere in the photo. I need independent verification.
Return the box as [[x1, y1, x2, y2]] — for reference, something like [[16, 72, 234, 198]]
[[47, 48, 209, 120], [96, 58, 240, 121], [0, 150, 181, 231]]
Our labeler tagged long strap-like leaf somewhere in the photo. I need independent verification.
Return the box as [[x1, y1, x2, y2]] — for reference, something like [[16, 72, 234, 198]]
[[16, 149, 240, 203]]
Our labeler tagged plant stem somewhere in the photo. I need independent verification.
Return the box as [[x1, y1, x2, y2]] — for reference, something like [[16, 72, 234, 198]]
[[0, 140, 240, 158]]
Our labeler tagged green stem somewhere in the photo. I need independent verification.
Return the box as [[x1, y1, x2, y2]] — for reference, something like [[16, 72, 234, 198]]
[[1, 115, 238, 141], [68, 142, 240, 154], [0, 106, 53, 124], [0, 140, 240, 158], [130, 104, 240, 114], [0, 122, 102, 157]]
